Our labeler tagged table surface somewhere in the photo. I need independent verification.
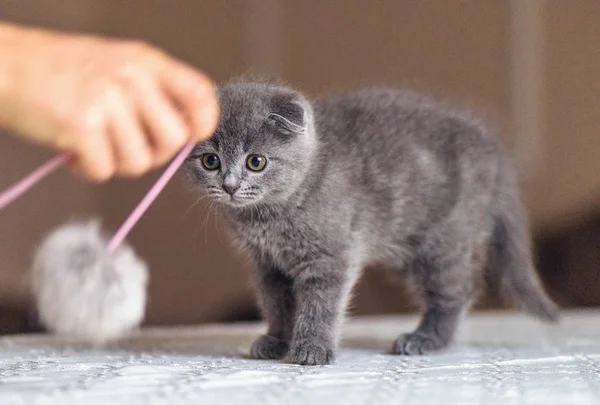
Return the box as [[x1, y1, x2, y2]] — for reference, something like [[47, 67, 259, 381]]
[[2, 310, 600, 405]]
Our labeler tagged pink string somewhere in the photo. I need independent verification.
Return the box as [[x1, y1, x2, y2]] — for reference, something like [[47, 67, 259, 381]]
[[0, 141, 196, 255], [106, 140, 196, 253], [0, 151, 71, 211]]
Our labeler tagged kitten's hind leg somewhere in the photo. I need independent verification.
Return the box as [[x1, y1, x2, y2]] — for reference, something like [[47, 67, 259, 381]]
[[393, 234, 476, 356], [250, 266, 295, 360]]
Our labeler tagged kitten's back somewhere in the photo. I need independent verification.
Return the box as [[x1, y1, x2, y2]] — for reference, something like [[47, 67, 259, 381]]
[[314, 87, 500, 166]]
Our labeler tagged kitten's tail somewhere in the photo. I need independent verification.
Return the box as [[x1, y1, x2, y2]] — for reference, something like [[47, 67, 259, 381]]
[[487, 166, 560, 322]]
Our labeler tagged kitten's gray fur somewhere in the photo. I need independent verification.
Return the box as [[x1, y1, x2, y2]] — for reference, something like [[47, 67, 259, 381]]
[[185, 81, 559, 365]]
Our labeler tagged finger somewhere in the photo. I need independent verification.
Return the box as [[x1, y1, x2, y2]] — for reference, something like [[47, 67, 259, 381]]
[[159, 61, 219, 142], [105, 89, 153, 177], [130, 74, 189, 166], [69, 119, 115, 182]]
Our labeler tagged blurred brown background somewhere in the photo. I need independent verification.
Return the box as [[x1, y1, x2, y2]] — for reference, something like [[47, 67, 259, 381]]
[[1, 0, 599, 333]]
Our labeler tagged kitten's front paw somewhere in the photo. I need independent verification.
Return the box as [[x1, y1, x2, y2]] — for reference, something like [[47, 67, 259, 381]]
[[250, 335, 289, 360], [393, 332, 449, 355], [287, 341, 334, 365]]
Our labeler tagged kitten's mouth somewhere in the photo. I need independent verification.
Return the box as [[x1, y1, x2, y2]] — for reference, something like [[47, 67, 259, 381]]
[[221, 194, 256, 208]]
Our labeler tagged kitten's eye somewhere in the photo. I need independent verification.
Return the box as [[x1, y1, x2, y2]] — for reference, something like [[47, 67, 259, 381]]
[[246, 154, 267, 171], [201, 154, 220, 170]]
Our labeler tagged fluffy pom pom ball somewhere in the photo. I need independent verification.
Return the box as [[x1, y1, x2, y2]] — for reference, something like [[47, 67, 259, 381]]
[[31, 220, 149, 343]]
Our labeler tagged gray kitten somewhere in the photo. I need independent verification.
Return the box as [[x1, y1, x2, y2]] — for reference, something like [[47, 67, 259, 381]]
[[185, 81, 558, 365]]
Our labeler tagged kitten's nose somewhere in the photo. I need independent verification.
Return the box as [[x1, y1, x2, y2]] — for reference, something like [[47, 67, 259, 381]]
[[222, 184, 239, 195]]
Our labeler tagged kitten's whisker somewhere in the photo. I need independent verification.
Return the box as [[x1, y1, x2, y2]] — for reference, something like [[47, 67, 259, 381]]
[[252, 204, 261, 222], [215, 204, 225, 245], [204, 201, 216, 246], [193, 203, 203, 252], [180, 194, 210, 221]]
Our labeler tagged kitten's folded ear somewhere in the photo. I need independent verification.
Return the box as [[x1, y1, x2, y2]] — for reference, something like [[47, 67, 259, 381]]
[[269, 93, 309, 135]]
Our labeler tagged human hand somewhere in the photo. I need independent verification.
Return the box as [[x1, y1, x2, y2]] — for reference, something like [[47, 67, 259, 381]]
[[0, 23, 219, 181]]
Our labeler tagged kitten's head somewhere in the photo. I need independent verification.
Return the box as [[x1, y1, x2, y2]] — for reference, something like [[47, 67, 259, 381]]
[[185, 81, 317, 208]]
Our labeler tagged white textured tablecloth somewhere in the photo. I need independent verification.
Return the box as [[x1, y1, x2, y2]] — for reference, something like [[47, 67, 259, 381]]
[[1, 310, 600, 405]]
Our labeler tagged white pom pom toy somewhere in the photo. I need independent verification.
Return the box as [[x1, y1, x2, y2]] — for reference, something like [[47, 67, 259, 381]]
[[31, 220, 148, 342], [0, 142, 196, 343]]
